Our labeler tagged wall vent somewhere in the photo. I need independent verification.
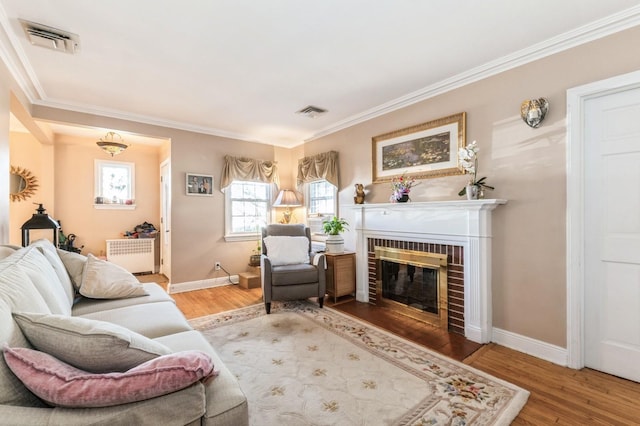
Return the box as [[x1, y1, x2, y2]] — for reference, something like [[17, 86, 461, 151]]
[[19, 19, 80, 54], [296, 105, 328, 118]]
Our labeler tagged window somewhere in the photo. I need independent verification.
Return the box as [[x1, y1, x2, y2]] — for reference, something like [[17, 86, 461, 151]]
[[94, 160, 135, 209], [307, 180, 336, 216], [225, 181, 272, 241], [306, 180, 337, 237]]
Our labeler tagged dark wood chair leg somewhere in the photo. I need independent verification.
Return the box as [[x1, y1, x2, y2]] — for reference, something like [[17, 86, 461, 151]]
[[318, 297, 324, 308], [265, 302, 271, 314]]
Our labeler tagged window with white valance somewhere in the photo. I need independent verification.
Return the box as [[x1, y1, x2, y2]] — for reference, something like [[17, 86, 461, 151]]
[[221, 155, 279, 241], [297, 151, 339, 239], [220, 155, 279, 192]]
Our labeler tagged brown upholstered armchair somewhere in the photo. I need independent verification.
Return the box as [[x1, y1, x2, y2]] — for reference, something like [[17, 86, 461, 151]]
[[260, 224, 326, 314]]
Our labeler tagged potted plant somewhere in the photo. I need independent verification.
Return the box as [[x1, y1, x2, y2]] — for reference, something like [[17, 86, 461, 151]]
[[457, 140, 494, 199], [322, 216, 349, 253]]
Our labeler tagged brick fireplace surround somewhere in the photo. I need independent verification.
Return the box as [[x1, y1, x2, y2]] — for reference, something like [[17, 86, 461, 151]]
[[368, 239, 464, 334], [351, 199, 506, 344]]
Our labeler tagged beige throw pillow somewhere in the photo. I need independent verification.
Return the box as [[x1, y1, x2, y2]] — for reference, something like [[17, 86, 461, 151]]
[[80, 254, 148, 299], [13, 312, 171, 373], [56, 249, 87, 291]]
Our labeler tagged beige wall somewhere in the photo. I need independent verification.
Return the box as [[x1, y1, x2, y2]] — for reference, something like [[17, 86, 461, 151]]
[[9, 131, 54, 245], [2, 25, 639, 348], [168, 132, 278, 283], [0, 62, 17, 242], [53, 134, 160, 256], [298, 26, 640, 347]]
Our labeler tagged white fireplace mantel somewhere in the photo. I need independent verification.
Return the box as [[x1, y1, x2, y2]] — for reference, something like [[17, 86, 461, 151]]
[[350, 199, 506, 343]]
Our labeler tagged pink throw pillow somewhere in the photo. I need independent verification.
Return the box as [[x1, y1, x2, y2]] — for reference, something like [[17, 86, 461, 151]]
[[3, 346, 216, 408]]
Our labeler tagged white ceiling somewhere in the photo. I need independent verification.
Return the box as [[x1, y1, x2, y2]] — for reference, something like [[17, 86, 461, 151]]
[[2, 1, 640, 148]]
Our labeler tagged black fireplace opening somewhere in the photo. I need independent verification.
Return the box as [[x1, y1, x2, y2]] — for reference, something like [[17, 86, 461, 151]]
[[380, 260, 438, 314]]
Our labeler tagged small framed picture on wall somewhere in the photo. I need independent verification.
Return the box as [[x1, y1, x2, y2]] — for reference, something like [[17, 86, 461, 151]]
[[186, 173, 214, 196]]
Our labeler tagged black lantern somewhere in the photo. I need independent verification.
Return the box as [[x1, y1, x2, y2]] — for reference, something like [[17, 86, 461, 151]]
[[21, 204, 60, 247]]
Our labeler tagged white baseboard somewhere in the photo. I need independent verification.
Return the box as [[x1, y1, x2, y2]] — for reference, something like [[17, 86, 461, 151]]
[[168, 275, 239, 294], [492, 327, 568, 367]]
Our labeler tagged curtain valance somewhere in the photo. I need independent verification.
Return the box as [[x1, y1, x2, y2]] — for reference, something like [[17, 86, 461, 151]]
[[296, 151, 339, 189], [220, 155, 279, 191]]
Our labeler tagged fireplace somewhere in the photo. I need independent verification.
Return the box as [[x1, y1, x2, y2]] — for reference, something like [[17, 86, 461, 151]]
[[351, 199, 505, 343], [375, 246, 448, 329]]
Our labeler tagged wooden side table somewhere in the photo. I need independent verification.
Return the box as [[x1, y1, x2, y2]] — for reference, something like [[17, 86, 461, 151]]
[[325, 251, 356, 303]]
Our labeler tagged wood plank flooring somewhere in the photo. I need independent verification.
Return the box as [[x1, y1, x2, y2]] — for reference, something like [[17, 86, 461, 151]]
[[142, 275, 640, 425]]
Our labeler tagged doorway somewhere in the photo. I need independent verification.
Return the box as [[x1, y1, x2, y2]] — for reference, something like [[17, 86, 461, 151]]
[[160, 159, 171, 281], [567, 70, 640, 381]]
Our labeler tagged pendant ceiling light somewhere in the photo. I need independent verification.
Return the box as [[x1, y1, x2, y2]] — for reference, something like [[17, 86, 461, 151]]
[[96, 131, 128, 156]]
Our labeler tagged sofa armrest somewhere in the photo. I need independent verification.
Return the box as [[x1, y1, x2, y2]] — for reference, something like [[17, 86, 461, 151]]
[[0, 405, 53, 425], [0, 382, 205, 426]]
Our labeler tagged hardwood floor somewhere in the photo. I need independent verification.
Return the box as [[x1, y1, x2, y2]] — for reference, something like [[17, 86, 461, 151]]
[[143, 275, 640, 424]]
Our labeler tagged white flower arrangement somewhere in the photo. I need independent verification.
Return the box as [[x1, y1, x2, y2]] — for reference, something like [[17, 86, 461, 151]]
[[458, 141, 494, 197]]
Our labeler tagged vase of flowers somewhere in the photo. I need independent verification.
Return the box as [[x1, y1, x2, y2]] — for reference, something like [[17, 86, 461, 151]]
[[390, 172, 418, 203], [458, 140, 494, 200]]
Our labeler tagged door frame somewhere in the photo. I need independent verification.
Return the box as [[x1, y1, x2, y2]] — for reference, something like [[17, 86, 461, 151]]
[[160, 158, 171, 280], [566, 69, 640, 369]]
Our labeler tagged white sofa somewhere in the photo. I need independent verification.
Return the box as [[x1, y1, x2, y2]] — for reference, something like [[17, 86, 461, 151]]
[[0, 240, 248, 425]]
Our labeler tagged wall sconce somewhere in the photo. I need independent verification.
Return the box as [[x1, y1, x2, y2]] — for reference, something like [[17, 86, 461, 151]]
[[272, 189, 301, 224], [520, 98, 549, 128], [96, 131, 128, 156]]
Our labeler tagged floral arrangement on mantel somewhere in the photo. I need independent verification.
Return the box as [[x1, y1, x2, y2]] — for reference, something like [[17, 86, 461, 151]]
[[458, 140, 494, 199], [389, 172, 419, 202]]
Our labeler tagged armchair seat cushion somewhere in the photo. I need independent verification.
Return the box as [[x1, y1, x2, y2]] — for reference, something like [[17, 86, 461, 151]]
[[271, 264, 319, 286]]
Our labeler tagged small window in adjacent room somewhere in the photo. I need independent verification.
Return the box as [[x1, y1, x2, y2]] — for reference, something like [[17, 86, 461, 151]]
[[94, 160, 135, 209], [225, 181, 272, 241]]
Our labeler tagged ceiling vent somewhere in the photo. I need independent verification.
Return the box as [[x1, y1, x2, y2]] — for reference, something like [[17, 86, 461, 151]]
[[296, 105, 328, 119], [19, 19, 80, 54]]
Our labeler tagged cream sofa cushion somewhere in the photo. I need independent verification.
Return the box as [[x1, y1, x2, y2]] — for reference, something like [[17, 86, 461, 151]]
[[0, 252, 51, 314], [0, 245, 18, 260], [11, 247, 71, 315], [13, 312, 172, 373], [81, 301, 193, 339], [31, 239, 76, 305], [80, 254, 148, 299]]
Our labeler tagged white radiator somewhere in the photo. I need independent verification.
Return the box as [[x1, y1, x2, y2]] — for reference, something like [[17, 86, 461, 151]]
[[106, 239, 154, 274]]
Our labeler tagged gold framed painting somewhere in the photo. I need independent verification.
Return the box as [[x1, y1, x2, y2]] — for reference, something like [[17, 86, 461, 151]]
[[372, 112, 466, 183]]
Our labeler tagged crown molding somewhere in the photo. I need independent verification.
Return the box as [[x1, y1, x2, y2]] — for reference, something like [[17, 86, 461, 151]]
[[32, 97, 271, 145], [305, 5, 640, 143], [1, 4, 639, 148], [0, 3, 44, 102]]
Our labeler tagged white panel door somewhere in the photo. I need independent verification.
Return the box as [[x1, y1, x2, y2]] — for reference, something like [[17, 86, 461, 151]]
[[160, 160, 171, 280], [584, 86, 640, 382]]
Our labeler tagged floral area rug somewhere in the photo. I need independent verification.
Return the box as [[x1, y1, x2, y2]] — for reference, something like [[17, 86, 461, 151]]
[[190, 301, 529, 425]]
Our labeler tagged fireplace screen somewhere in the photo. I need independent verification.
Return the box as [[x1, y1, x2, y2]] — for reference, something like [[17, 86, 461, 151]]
[[375, 247, 448, 328], [380, 261, 439, 313]]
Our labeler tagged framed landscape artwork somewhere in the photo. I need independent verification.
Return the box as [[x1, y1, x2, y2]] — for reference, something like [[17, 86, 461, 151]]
[[186, 173, 214, 196], [372, 112, 466, 183]]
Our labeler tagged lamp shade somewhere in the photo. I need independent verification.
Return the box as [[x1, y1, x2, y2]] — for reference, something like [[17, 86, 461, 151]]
[[273, 189, 301, 207], [21, 203, 60, 247]]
